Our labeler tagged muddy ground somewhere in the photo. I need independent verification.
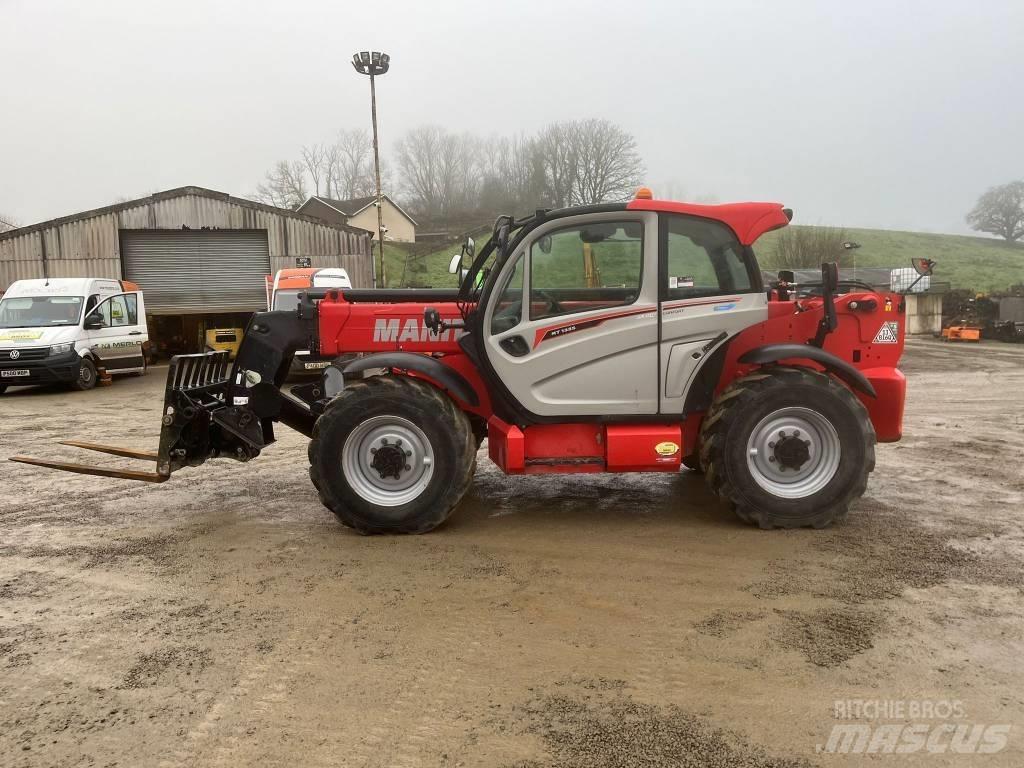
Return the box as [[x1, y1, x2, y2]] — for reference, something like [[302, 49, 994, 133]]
[[0, 337, 1022, 767]]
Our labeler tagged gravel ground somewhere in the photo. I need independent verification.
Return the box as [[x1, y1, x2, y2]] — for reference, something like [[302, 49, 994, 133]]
[[0, 337, 1022, 767]]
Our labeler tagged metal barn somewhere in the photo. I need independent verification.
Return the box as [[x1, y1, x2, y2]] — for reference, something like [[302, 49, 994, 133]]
[[0, 187, 373, 354]]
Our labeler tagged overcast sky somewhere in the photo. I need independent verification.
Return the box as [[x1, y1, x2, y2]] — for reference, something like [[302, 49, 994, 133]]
[[1, 0, 1021, 235]]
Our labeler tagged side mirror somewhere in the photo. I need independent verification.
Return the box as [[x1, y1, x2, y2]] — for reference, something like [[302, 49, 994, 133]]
[[464, 237, 475, 257], [84, 313, 103, 330], [911, 258, 935, 276], [448, 253, 463, 275]]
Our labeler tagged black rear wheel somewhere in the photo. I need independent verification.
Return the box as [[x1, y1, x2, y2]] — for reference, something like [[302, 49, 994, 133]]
[[308, 375, 476, 534], [699, 366, 875, 529], [0, 384, 7, 395]]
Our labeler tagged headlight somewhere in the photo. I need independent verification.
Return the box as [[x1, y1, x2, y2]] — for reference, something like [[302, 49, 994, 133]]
[[49, 343, 73, 356]]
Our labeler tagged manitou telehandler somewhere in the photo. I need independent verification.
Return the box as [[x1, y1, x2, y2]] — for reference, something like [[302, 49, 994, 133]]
[[12, 190, 930, 533]]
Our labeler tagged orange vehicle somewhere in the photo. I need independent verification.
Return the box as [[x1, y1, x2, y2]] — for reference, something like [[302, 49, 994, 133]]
[[941, 326, 981, 342], [266, 268, 353, 375]]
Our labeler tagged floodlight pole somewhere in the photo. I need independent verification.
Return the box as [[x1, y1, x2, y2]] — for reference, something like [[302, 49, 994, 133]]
[[352, 51, 390, 287]]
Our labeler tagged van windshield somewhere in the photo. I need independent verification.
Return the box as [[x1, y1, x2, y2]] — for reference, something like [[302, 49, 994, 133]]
[[0, 296, 84, 328]]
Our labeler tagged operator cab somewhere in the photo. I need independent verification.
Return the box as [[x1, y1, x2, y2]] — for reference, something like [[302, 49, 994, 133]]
[[473, 200, 770, 418]]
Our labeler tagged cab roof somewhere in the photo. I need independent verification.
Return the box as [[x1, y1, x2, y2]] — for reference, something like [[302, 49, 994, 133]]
[[626, 199, 792, 245]]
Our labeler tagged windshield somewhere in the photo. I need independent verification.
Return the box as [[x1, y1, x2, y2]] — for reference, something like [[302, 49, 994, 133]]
[[272, 289, 302, 312], [0, 295, 84, 328]]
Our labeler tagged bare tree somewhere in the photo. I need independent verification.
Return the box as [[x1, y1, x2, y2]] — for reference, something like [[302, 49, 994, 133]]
[[533, 119, 644, 207], [534, 122, 580, 208], [477, 134, 544, 215], [300, 144, 327, 197], [967, 181, 1024, 242], [394, 126, 491, 226], [254, 160, 308, 210], [764, 226, 850, 269], [328, 128, 376, 200], [574, 119, 645, 204], [395, 125, 441, 218], [0, 213, 20, 233]]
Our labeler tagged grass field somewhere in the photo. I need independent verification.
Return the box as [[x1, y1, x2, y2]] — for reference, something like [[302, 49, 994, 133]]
[[758, 226, 1024, 292], [384, 224, 1024, 293]]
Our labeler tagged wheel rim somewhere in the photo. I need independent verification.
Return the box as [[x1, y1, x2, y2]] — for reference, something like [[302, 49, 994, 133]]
[[745, 407, 841, 499], [81, 364, 93, 384], [341, 415, 435, 507]]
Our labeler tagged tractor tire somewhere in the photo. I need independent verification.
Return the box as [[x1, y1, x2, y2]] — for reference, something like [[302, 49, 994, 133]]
[[699, 366, 875, 529], [71, 357, 97, 391], [308, 375, 476, 534]]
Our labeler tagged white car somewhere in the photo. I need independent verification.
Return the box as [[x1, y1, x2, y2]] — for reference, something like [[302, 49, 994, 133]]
[[0, 277, 148, 393]]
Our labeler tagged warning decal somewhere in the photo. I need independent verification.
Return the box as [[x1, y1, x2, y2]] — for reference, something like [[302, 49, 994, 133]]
[[873, 321, 899, 344]]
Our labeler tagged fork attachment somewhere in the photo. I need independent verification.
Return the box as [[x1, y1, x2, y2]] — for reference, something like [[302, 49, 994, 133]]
[[10, 351, 236, 482], [9, 305, 319, 483]]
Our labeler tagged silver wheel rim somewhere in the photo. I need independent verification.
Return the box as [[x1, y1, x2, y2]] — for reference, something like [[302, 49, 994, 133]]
[[341, 415, 435, 507], [746, 407, 841, 499], [81, 364, 93, 384]]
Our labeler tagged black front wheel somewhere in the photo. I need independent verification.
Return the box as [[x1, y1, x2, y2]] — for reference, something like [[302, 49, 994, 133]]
[[700, 366, 875, 529], [308, 375, 476, 534], [71, 358, 97, 391]]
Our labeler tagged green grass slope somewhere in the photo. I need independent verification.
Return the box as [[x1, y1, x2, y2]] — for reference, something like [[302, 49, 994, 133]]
[[757, 226, 1024, 293], [382, 229, 491, 289], [383, 225, 1024, 293]]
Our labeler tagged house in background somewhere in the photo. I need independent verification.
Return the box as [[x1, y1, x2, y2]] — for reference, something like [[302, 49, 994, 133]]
[[297, 194, 417, 243]]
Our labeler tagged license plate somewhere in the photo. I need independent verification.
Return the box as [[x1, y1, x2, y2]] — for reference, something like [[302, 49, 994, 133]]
[[304, 361, 330, 370], [1, 369, 30, 378]]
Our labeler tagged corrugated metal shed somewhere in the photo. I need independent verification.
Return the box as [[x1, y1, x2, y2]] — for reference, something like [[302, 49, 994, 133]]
[[0, 186, 374, 292]]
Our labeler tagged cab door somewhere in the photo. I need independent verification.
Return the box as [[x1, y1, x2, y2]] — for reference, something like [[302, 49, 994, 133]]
[[483, 211, 660, 417], [85, 292, 146, 372], [658, 214, 769, 414]]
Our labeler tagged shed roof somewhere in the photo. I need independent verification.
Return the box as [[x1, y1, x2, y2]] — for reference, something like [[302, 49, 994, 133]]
[[0, 186, 374, 242]]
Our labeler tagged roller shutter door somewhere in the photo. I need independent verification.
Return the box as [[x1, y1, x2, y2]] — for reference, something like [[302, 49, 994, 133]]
[[121, 230, 271, 314]]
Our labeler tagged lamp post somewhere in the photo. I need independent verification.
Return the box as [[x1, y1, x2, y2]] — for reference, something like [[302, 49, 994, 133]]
[[352, 50, 390, 287], [843, 240, 861, 281]]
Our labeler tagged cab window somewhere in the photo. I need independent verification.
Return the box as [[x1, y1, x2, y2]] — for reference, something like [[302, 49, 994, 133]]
[[91, 295, 134, 328], [124, 294, 139, 324], [529, 221, 643, 321], [490, 253, 524, 334], [664, 216, 754, 299]]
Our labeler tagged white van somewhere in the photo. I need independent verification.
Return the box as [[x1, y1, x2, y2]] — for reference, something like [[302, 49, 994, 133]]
[[0, 278, 148, 393], [265, 267, 352, 376]]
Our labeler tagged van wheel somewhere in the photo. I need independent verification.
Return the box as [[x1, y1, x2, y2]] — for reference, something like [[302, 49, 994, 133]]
[[308, 375, 476, 534], [72, 358, 97, 391], [0, 384, 7, 395], [699, 366, 875, 529]]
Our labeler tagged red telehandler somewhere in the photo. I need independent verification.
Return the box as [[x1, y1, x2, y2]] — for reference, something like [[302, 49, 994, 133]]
[[12, 191, 929, 534]]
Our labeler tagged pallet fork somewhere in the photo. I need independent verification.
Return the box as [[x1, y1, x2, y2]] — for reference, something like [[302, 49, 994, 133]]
[[11, 351, 234, 482]]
